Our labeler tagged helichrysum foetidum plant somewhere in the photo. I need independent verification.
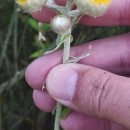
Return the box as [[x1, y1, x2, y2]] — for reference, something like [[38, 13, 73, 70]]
[[16, 0, 111, 130]]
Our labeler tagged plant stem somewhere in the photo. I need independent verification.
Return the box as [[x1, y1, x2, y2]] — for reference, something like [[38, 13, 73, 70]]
[[54, 29, 71, 130], [54, 102, 62, 130], [63, 35, 71, 64]]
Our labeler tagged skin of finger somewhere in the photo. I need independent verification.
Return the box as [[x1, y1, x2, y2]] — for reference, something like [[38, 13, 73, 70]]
[[60, 111, 127, 130], [31, 0, 130, 26], [48, 63, 130, 129], [31, 0, 65, 23], [32, 91, 128, 130], [25, 33, 130, 90], [33, 89, 56, 112], [32, 91, 127, 130]]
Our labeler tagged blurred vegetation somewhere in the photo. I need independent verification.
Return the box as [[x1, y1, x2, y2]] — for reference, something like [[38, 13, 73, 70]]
[[0, 0, 130, 130]]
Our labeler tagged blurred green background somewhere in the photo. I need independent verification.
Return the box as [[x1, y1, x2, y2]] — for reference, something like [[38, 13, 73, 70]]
[[0, 1, 130, 130]]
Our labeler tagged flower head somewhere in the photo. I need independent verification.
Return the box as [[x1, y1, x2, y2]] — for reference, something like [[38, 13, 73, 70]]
[[16, 0, 46, 13], [51, 15, 72, 34], [75, 0, 111, 17]]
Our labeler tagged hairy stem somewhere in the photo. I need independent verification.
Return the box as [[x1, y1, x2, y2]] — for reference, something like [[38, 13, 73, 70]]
[[54, 29, 71, 130], [54, 102, 62, 130], [63, 35, 71, 64]]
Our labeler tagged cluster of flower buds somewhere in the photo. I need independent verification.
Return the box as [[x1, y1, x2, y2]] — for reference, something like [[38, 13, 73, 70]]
[[16, 0, 111, 17], [16, 0, 111, 33]]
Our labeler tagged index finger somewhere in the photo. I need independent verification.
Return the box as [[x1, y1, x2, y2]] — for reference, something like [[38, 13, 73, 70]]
[[25, 33, 130, 90], [31, 0, 130, 26]]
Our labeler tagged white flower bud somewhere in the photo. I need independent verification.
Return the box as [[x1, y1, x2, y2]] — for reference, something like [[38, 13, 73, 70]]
[[75, 0, 111, 17], [51, 15, 72, 34], [16, 0, 46, 13]]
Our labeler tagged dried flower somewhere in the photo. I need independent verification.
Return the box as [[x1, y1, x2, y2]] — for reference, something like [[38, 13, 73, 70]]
[[16, 0, 46, 13], [51, 15, 72, 34], [75, 0, 111, 17]]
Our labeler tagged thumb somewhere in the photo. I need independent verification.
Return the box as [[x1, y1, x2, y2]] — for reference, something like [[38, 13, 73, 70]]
[[46, 64, 130, 129]]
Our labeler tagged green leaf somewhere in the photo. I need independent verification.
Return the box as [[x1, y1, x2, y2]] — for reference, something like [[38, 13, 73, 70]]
[[61, 107, 71, 119], [27, 18, 38, 31], [29, 48, 45, 59], [42, 23, 50, 33]]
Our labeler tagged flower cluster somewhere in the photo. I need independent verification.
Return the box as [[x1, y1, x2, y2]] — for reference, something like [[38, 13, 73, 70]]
[[16, 0, 111, 33], [16, 0, 111, 17]]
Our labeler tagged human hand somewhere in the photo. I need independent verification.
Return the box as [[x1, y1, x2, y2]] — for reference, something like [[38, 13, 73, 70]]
[[25, 0, 130, 130]]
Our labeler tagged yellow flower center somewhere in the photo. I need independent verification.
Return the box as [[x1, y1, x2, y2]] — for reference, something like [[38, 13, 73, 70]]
[[17, 0, 27, 5], [92, 0, 110, 5]]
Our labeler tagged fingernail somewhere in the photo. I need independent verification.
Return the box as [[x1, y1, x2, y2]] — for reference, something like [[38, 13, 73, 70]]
[[46, 65, 78, 101]]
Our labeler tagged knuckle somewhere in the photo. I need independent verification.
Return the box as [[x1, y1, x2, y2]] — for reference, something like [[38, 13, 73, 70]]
[[74, 68, 114, 117], [88, 71, 113, 117], [94, 73, 112, 117]]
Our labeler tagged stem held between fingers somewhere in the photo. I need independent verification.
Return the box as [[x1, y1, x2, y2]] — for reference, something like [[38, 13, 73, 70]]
[[54, 29, 72, 130]]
